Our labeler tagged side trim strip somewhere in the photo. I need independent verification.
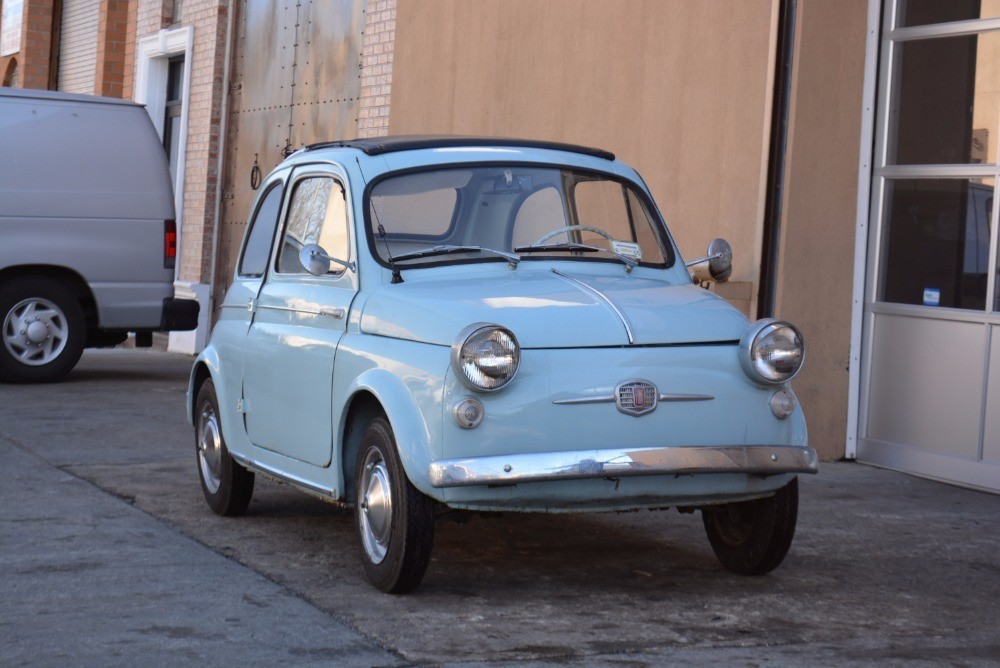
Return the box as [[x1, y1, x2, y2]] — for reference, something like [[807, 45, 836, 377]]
[[553, 393, 714, 405], [229, 452, 337, 499], [551, 269, 635, 344]]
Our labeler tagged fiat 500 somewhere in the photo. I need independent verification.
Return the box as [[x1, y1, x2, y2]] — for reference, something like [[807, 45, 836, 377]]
[[187, 136, 816, 593]]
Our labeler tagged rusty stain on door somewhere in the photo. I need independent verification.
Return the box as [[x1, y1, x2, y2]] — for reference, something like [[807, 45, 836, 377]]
[[214, 0, 364, 320]]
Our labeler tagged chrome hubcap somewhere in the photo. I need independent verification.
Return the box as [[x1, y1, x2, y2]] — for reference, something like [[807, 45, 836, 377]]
[[358, 448, 393, 564], [2, 298, 69, 366], [197, 403, 223, 494]]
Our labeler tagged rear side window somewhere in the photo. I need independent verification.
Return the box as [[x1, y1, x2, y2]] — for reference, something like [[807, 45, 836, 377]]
[[239, 184, 283, 277]]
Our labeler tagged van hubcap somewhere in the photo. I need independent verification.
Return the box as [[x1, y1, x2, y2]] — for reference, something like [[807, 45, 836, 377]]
[[2, 298, 69, 366]]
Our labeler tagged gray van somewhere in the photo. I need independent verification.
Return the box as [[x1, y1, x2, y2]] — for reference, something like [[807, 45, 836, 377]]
[[0, 88, 198, 383]]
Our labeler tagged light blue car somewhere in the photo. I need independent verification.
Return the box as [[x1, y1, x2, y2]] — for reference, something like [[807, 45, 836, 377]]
[[187, 137, 816, 593]]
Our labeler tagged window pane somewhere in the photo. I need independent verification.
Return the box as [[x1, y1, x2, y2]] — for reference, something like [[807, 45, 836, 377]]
[[367, 166, 672, 268], [278, 177, 350, 274], [887, 32, 1000, 165], [370, 182, 460, 237], [239, 185, 283, 277], [511, 187, 566, 248], [897, 0, 1000, 28], [880, 178, 994, 310], [167, 58, 184, 103]]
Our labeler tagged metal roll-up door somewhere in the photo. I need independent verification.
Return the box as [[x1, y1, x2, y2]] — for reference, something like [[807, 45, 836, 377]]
[[57, 0, 100, 94]]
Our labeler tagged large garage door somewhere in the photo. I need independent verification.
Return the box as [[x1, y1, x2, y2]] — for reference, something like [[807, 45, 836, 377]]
[[57, 0, 99, 94], [213, 0, 364, 319], [859, 0, 1000, 492]]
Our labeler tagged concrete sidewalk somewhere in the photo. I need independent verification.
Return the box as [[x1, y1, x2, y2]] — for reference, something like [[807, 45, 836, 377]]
[[0, 434, 400, 667], [1, 349, 999, 666]]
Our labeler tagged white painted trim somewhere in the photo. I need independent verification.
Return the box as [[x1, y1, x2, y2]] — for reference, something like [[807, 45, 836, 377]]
[[846, 0, 882, 460], [889, 16, 1000, 41], [168, 281, 211, 354], [134, 26, 194, 286]]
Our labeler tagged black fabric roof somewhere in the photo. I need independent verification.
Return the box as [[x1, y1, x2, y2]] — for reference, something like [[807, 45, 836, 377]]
[[304, 135, 615, 161]]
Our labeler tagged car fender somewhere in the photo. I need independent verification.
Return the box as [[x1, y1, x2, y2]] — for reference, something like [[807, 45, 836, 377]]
[[333, 339, 449, 500], [187, 347, 222, 425]]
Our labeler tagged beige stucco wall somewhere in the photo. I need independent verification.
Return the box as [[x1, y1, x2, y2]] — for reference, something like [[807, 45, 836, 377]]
[[774, 0, 868, 460], [389, 0, 779, 313], [389, 0, 869, 460]]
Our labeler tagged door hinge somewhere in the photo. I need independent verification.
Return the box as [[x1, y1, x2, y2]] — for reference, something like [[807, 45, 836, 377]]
[[247, 298, 257, 313], [236, 398, 245, 413]]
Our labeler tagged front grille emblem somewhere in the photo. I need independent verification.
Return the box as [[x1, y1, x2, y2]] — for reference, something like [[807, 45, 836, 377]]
[[615, 379, 658, 417]]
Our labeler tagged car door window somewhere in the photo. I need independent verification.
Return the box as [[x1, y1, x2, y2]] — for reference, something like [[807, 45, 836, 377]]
[[238, 183, 283, 278], [277, 176, 350, 274]]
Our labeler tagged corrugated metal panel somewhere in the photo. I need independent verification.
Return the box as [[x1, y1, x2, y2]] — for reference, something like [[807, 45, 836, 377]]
[[213, 0, 364, 317], [58, 0, 100, 95]]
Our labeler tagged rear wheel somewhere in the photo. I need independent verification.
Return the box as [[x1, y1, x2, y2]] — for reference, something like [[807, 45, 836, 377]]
[[195, 379, 254, 516], [701, 478, 799, 575], [354, 416, 434, 593], [0, 277, 85, 383]]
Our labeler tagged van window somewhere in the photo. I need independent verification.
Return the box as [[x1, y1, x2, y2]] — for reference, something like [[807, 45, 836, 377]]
[[278, 177, 350, 274], [239, 184, 283, 278]]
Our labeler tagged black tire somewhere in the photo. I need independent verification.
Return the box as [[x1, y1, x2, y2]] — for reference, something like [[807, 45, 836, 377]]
[[354, 416, 434, 594], [195, 379, 254, 516], [701, 477, 799, 575], [0, 277, 85, 383]]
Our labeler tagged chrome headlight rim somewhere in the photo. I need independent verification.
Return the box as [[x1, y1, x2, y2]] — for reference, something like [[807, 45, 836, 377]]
[[739, 318, 805, 386], [450, 322, 521, 393]]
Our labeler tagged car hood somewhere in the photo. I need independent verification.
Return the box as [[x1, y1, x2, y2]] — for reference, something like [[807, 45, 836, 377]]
[[359, 269, 748, 348]]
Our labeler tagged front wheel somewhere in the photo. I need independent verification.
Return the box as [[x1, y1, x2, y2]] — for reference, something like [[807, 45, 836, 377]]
[[701, 478, 799, 575], [354, 416, 434, 593]]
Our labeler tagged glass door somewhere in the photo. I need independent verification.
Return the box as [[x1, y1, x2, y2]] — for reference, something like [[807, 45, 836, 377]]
[[859, 0, 1000, 492]]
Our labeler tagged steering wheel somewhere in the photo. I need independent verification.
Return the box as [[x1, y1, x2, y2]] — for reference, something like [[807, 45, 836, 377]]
[[530, 225, 616, 246]]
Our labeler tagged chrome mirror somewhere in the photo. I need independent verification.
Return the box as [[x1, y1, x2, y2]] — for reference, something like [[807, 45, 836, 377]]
[[686, 238, 732, 283], [299, 243, 356, 276]]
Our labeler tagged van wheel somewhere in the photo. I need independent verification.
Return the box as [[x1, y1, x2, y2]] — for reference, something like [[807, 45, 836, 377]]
[[195, 379, 254, 516], [0, 277, 85, 383], [701, 478, 798, 575], [354, 416, 434, 593]]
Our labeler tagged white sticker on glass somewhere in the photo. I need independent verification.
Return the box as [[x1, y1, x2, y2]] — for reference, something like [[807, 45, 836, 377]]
[[611, 240, 642, 261]]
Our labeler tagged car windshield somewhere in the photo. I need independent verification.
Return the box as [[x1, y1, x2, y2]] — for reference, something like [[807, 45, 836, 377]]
[[366, 166, 673, 268]]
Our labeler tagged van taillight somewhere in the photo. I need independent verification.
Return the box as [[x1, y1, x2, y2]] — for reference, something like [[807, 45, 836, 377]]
[[165, 219, 177, 269]]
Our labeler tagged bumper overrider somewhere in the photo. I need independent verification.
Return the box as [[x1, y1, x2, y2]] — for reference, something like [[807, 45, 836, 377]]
[[429, 444, 818, 488]]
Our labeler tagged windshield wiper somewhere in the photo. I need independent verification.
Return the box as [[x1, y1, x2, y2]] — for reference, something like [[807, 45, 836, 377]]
[[514, 242, 638, 271], [392, 245, 521, 265]]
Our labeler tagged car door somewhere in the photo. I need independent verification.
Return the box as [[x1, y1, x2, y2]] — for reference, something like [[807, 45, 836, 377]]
[[215, 168, 288, 433], [242, 163, 358, 467]]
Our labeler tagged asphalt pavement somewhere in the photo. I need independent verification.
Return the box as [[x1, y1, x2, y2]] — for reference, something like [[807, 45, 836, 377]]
[[1, 349, 999, 667]]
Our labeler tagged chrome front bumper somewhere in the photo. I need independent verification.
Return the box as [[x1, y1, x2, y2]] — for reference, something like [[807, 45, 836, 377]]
[[428, 445, 818, 488]]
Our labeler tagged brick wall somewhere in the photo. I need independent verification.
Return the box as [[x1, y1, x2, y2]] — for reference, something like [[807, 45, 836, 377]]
[[0, 0, 56, 90], [95, 0, 130, 97], [173, 0, 228, 285], [358, 0, 395, 138]]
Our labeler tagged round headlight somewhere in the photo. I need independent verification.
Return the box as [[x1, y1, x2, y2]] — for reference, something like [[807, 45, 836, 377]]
[[451, 323, 520, 392], [739, 319, 805, 385]]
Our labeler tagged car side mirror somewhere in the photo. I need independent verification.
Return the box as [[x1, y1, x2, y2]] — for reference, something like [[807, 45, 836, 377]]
[[685, 238, 733, 283], [299, 243, 356, 276]]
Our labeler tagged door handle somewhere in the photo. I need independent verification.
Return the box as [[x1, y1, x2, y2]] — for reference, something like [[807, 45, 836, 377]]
[[319, 307, 346, 319]]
